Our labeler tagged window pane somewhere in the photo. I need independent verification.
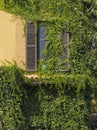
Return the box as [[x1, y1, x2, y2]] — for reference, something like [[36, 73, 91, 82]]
[[39, 25, 47, 40], [39, 41, 47, 59]]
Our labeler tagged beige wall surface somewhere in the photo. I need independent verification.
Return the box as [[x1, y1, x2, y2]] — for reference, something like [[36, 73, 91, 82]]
[[0, 10, 25, 68]]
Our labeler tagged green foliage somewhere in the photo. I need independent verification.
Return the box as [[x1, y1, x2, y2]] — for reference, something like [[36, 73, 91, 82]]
[[0, 65, 26, 130], [0, 0, 97, 74], [0, 0, 97, 130], [23, 74, 95, 130], [0, 65, 96, 130], [0, 1, 95, 75]]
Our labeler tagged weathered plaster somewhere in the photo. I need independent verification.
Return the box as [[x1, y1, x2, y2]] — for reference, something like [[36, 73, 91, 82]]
[[0, 11, 25, 68]]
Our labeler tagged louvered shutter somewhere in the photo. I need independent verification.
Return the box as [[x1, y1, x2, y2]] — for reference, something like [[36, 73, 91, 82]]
[[59, 32, 69, 71], [26, 22, 37, 71]]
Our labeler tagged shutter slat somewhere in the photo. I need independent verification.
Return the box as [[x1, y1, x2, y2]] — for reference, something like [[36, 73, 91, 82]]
[[26, 22, 37, 71], [26, 22, 36, 45]]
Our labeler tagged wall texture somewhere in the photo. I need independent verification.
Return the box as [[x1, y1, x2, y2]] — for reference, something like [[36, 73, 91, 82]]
[[0, 11, 25, 68]]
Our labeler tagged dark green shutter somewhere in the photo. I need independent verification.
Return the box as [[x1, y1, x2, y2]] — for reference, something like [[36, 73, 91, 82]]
[[26, 22, 37, 71], [59, 32, 69, 71]]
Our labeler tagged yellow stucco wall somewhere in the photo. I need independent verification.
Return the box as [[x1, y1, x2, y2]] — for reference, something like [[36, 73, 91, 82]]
[[0, 11, 25, 68]]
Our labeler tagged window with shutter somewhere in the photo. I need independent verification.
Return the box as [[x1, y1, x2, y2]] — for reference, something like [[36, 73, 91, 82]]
[[26, 22, 69, 72]]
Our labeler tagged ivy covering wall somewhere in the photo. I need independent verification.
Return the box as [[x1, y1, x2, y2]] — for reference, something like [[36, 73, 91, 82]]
[[0, 0, 97, 74], [0, 65, 97, 130], [0, 65, 26, 130], [0, 0, 97, 130]]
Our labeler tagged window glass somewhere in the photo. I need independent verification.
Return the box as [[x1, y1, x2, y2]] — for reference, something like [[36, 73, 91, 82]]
[[39, 24, 47, 59], [39, 25, 47, 40], [40, 41, 46, 59]]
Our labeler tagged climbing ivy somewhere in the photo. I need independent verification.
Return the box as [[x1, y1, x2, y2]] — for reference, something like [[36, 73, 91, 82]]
[[0, 0, 97, 74], [0, 65, 27, 130], [0, 0, 97, 130], [23, 73, 96, 130], [0, 65, 96, 130]]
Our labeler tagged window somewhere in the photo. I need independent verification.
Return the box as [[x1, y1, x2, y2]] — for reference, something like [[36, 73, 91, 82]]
[[26, 22, 69, 72], [38, 24, 48, 59]]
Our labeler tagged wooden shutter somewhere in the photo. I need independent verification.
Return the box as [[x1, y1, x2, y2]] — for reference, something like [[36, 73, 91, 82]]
[[26, 22, 37, 71], [59, 32, 69, 71]]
